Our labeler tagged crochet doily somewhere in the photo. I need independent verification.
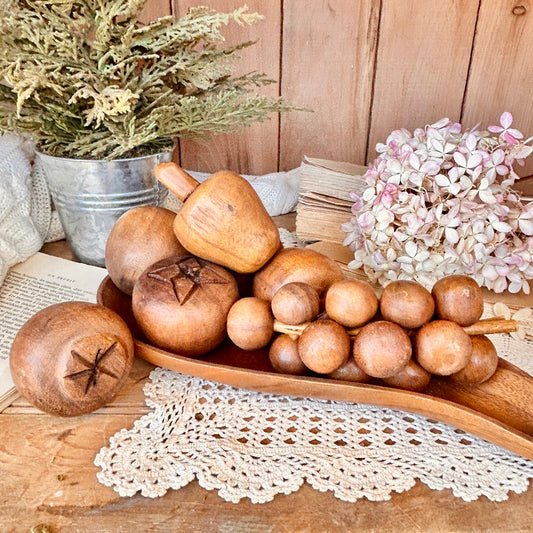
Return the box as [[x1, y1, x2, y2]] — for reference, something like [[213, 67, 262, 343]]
[[95, 329, 533, 503]]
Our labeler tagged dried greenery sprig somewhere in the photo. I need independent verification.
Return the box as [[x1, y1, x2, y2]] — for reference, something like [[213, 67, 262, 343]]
[[0, 1, 294, 159]]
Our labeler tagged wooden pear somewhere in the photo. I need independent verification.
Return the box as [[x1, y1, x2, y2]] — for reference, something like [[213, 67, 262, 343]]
[[155, 162, 281, 273]]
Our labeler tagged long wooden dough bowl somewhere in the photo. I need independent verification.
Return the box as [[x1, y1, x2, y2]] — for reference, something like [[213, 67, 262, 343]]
[[97, 276, 533, 461]]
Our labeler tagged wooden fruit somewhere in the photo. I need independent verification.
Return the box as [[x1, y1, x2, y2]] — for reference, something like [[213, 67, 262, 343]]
[[352, 320, 412, 378], [227, 297, 274, 351], [380, 280, 435, 329], [132, 255, 239, 356], [297, 319, 350, 374], [327, 358, 370, 383], [105, 205, 187, 295], [10, 302, 134, 417], [382, 359, 432, 392], [325, 279, 378, 328], [252, 247, 345, 301], [155, 163, 281, 273], [415, 320, 472, 375], [98, 276, 533, 460], [271, 282, 320, 325], [269, 334, 308, 375], [450, 335, 499, 384], [431, 275, 484, 326]]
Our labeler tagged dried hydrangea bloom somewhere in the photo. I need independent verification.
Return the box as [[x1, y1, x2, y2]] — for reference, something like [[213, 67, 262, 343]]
[[343, 112, 533, 293]]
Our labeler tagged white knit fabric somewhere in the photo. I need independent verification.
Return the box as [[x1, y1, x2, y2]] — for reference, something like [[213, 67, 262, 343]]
[[0, 134, 48, 284], [162, 168, 300, 217]]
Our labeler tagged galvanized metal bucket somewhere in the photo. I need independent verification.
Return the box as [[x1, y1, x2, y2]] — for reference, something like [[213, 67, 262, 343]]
[[36, 150, 172, 266]]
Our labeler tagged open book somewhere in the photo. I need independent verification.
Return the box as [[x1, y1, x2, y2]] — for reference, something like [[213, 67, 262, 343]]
[[0, 253, 107, 411]]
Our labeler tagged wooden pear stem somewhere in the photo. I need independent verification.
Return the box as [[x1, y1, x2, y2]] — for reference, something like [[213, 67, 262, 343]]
[[273, 317, 519, 338], [155, 162, 199, 201]]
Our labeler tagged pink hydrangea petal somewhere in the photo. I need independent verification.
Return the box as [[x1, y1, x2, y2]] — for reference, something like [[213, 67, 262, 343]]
[[500, 111, 513, 129], [508, 128, 524, 139], [420, 160, 441, 175], [468, 153, 483, 168], [453, 151, 467, 167], [504, 132, 519, 145], [449, 122, 462, 134]]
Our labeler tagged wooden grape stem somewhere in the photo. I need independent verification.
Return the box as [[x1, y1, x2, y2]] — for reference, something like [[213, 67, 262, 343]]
[[462, 317, 519, 335], [273, 317, 518, 338]]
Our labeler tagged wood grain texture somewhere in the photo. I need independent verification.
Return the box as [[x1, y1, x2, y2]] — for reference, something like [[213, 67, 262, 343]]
[[2, 355, 532, 531], [139, 0, 171, 22], [280, 0, 380, 170], [461, 0, 533, 176], [174, 0, 281, 175], [367, 0, 480, 162]]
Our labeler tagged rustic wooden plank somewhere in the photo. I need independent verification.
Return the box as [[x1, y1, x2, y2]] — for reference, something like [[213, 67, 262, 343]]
[[140, 0, 171, 22], [173, 0, 281, 175], [367, 0, 479, 162], [1, 405, 531, 532], [461, 0, 533, 177], [279, 0, 380, 171]]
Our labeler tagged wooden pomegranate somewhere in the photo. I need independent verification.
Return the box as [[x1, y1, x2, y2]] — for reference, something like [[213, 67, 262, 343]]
[[10, 302, 134, 417], [415, 320, 472, 375], [380, 280, 435, 329], [271, 282, 320, 325], [352, 320, 412, 378], [227, 297, 274, 350], [105, 205, 187, 295], [325, 279, 378, 328], [252, 247, 345, 301], [297, 319, 350, 374], [269, 334, 308, 375], [431, 275, 484, 326], [155, 163, 281, 273], [132, 255, 239, 356]]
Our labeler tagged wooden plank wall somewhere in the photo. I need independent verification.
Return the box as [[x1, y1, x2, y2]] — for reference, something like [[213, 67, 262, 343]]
[[142, 0, 533, 176]]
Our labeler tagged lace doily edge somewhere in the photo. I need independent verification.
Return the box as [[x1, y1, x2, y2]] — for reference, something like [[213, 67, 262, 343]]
[[93, 455, 532, 504]]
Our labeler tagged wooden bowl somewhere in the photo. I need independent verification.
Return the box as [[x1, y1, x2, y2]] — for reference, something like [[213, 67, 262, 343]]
[[97, 276, 533, 460]]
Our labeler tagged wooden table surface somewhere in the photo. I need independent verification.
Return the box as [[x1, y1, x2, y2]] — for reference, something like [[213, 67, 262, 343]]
[[1, 221, 532, 533]]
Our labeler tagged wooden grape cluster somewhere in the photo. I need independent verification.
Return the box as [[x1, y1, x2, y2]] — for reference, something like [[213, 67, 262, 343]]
[[227, 274, 509, 392]]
